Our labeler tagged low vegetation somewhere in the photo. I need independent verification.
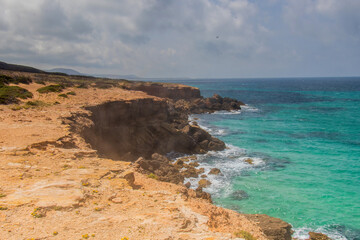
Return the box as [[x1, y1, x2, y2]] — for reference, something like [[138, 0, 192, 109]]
[[37, 84, 65, 93], [10, 100, 51, 110], [234, 230, 257, 240], [0, 70, 131, 105], [148, 173, 158, 180], [58, 93, 68, 98], [0, 74, 32, 85], [0, 85, 33, 104]]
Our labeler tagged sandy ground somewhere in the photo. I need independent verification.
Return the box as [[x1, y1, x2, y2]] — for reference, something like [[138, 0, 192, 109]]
[[0, 83, 267, 240]]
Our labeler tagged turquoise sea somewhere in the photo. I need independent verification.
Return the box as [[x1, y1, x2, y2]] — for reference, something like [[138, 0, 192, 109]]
[[162, 77, 360, 240]]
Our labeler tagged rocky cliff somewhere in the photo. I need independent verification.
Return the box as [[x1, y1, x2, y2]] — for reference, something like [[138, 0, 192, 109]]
[[130, 82, 201, 99], [0, 69, 294, 240], [71, 98, 226, 162], [67, 88, 293, 240]]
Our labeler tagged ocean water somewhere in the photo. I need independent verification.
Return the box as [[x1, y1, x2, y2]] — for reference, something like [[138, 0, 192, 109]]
[[163, 77, 360, 240]]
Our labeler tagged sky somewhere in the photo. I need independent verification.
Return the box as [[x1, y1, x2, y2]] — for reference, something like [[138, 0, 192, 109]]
[[0, 0, 359, 78]]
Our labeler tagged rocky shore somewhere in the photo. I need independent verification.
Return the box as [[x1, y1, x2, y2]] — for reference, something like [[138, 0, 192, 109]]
[[0, 69, 325, 240]]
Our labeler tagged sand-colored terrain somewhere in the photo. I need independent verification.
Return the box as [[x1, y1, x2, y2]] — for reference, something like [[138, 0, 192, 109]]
[[0, 72, 291, 240]]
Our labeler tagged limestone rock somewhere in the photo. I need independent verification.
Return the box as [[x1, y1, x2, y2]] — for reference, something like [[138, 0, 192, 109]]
[[209, 168, 221, 175], [245, 214, 292, 240], [309, 232, 332, 240], [198, 179, 211, 188], [1, 180, 84, 208], [245, 158, 254, 165], [135, 154, 184, 184]]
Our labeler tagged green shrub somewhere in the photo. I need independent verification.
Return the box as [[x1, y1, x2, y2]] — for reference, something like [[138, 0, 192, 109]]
[[148, 173, 158, 180], [25, 100, 49, 108], [58, 93, 68, 98], [0, 86, 33, 104], [10, 105, 23, 111], [14, 76, 32, 84], [77, 83, 89, 89], [66, 91, 76, 96], [0, 75, 32, 85], [0, 75, 14, 86], [93, 81, 118, 89], [35, 80, 46, 85], [37, 84, 65, 93], [234, 231, 257, 240]]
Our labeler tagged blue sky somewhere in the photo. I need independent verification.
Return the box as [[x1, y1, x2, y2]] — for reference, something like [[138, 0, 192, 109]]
[[0, 0, 359, 78]]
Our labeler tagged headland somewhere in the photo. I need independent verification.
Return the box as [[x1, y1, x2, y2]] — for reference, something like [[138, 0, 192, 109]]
[[0, 68, 298, 240]]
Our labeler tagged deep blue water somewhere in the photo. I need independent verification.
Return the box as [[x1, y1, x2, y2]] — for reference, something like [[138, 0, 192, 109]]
[[159, 77, 360, 240]]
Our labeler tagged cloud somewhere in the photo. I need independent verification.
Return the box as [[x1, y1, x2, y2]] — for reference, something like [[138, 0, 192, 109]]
[[283, 0, 360, 42], [0, 0, 359, 77]]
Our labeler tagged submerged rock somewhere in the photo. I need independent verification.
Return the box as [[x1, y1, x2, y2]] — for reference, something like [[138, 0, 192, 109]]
[[230, 190, 249, 200]]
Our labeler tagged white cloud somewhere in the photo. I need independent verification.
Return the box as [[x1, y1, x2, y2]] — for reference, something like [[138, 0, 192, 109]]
[[0, 0, 359, 77], [284, 0, 360, 42]]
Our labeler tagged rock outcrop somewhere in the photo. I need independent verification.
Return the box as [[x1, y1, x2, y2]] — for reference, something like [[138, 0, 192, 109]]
[[245, 214, 293, 240], [173, 93, 245, 114], [71, 98, 226, 161], [134, 154, 184, 184], [308, 232, 332, 240], [130, 82, 201, 100]]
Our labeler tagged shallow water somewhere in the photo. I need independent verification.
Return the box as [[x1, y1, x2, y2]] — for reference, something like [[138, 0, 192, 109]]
[[164, 77, 360, 240]]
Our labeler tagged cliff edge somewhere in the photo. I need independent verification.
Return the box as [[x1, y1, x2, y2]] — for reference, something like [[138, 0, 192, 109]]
[[0, 70, 292, 240]]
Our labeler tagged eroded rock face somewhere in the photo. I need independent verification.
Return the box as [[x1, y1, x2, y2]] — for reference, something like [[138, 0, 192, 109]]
[[134, 154, 184, 184], [131, 82, 201, 100], [71, 98, 226, 160], [245, 214, 293, 240], [173, 94, 245, 114]]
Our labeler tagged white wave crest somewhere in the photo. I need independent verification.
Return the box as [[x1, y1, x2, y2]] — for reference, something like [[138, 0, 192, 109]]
[[179, 145, 266, 197], [293, 226, 348, 240], [212, 110, 242, 115], [241, 105, 259, 112]]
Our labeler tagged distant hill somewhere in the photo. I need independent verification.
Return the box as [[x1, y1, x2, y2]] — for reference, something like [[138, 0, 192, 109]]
[[48, 68, 83, 76], [0, 61, 45, 73], [0, 60, 141, 80], [94, 74, 140, 80]]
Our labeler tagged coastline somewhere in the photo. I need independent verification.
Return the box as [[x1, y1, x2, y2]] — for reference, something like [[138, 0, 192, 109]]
[[0, 70, 295, 239]]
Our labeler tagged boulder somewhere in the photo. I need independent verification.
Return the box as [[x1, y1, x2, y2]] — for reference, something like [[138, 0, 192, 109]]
[[181, 167, 199, 178], [134, 154, 184, 184], [309, 232, 331, 240], [245, 158, 254, 165], [209, 168, 221, 175], [195, 187, 212, 202], [198, 179, 211, 188], [245, 214, 293, 240]]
